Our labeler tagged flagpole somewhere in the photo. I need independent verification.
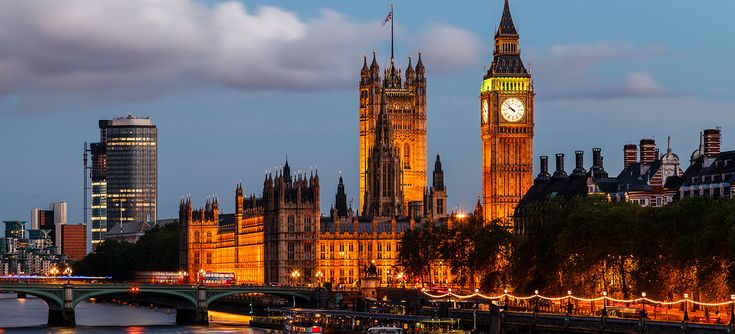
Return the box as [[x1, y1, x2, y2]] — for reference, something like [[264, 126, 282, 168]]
[[390, 3, 394, 61]]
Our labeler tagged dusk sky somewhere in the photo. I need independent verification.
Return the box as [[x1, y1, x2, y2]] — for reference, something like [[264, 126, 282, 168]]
[[1, 0, 734, 226]]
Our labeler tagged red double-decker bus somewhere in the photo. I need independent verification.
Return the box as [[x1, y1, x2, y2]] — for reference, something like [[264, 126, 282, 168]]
[[196, 270, 236, 285]]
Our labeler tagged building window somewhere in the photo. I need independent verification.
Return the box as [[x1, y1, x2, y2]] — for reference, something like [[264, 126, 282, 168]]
[[304, 216, 311, 232], [288, 242, 295, 260], [403, 143, 411, 169], [288, 215, 295, 233], [206, 252, 212, 264], [206, 231, 212, 243], [304, 243, 312, 260], [437, 198, 444, 215], [320, 244, 326, 260], [193, 252, 200, 265], [194, 231, 200, 243]]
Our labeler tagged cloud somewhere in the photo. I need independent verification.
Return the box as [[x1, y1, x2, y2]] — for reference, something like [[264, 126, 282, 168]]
[[0, 0, 480, 105], [527, 42, 672, 101], [412, 24, 483, 73]]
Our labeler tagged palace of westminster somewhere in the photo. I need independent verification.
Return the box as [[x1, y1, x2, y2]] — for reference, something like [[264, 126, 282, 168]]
[[179, 1, 735, 285]]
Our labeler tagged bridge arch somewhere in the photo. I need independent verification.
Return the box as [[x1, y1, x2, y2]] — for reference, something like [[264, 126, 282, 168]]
[[72, 288, 198, 308], [0, 287, 64, 310], [205, 289, 313, 308]]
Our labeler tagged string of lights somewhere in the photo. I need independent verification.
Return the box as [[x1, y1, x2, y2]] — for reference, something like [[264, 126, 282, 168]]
[[421, 289, 735, 307]]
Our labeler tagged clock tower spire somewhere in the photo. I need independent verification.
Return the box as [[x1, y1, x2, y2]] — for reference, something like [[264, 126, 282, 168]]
[[480, 0, 534, 224]]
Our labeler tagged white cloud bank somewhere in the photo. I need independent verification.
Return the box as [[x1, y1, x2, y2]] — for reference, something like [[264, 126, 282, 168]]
[[0, 0, 481, 101]]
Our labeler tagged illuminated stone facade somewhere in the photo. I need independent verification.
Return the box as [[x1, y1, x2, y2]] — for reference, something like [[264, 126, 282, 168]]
[[179, 155, 450, 286], [480, 0, 534, 224], [359, 51, 427, 212]]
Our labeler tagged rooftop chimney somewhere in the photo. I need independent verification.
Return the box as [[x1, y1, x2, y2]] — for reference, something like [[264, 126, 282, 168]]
[[639, 139, 656, 164], [590, 148, 609, 179], [571, 150, 586, 178], [552, 153, 568, 180], [592, 148, 603, 168], [624, 144, 637, 168], [703, 128, 721, 158], [535, 156, 551, 184]]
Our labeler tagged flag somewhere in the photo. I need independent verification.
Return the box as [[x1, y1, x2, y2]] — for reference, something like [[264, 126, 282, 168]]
[[383, 9, 393, 26]]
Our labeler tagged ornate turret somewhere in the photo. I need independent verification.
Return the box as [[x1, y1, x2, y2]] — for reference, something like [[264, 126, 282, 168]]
[[432, 154, 445, 191], [486, 0, 528, 79], [335, 175, 348, 218], [404, 56, 414, 88], [236, 183, 244, 221]]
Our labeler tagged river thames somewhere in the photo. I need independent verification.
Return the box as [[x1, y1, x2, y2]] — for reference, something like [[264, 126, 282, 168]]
[[0, 294, 277, 333]]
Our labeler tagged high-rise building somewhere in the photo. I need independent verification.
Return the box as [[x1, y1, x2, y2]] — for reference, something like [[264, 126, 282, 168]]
[[89, 142, 107, 248], [480, 0, 534, 224], [359, 33, 427, 212], [31, 202, 67, 253], [92, 115, 157, 241], [61, 224, 87, 262]]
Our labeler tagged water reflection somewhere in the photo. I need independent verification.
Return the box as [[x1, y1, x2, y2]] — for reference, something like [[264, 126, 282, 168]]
[[0, 294, 275, 333]]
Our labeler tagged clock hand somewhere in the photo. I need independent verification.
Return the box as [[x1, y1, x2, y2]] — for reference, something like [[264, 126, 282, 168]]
[[509, 106, 516, 112]]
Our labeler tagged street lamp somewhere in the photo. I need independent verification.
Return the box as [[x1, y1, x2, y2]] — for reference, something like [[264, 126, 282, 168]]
[[534, 290, 539, 314], [730, 294, 735, 325], [567, 290, 573, 315], [473, 288, 479, 331], [602, 291, 608, 317], [641, 292, 647, 319], [448, 288, 452, 309], [63, 267, 72, 276], [683, 293, 689, 321]]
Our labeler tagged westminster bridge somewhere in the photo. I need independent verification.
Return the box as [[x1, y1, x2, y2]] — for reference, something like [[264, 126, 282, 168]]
[[0, 282, 319, 327]]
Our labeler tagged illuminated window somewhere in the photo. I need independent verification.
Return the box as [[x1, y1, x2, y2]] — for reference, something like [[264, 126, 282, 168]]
[[194, 231, 200, 243], [206, 252, 212, 264], [206, 231, 212, 243]]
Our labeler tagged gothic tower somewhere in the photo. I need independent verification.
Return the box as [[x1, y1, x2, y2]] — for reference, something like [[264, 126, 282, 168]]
[[363, 93, 405, 217], [359, 10, 427, 212], [480, 0, 534, 224]]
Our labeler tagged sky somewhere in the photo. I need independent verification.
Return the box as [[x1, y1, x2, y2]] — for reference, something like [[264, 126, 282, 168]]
[[0, 0, 734, 227]]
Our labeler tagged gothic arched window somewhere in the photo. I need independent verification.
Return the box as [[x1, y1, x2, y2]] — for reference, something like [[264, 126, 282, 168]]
[[288, 215, 295, 232], [304, 216, 312, 232], [403, 143, 411, 169], [206, 231, 212, 243], [194, 231, 200, 243]]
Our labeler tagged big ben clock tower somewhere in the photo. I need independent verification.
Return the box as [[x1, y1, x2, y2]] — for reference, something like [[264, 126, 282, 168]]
[[481, 0, 534, 224]]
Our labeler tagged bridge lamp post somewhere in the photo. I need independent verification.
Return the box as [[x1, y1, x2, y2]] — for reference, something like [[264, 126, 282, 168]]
[[602, 291, 607, 317], [730, 294, 734, 325], [473, 288, 479, 332], [291, 270, 301, 286], [567, 290, 572, 315], [641, 292, 647, 319], [683, 293, 689, 321]]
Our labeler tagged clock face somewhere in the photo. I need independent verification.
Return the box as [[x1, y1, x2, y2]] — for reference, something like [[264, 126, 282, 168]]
[[501, 98, 525, 122], [481, 100, 489, 124]]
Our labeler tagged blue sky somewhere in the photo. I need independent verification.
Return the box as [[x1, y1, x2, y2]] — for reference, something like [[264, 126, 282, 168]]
[[0, 0, 734, 226]]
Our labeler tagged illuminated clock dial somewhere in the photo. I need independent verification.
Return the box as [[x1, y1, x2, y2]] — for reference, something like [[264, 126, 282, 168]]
[[482, 99, 489, 124], [501, 98, 525, 122]]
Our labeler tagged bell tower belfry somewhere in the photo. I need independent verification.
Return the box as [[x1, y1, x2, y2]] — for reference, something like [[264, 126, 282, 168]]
[[480, 0, 534, 224]]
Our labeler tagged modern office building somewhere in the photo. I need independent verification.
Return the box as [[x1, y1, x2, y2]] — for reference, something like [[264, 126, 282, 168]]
[[61, 224, 87, 261], [31, 202, 67, 253], [89, 142, 108, 248], [91, 115, 158, 242]]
